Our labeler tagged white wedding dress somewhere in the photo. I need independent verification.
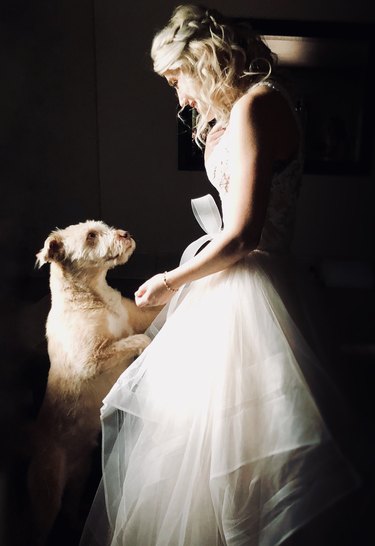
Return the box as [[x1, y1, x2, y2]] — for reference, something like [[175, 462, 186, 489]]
[[80, 82, 359, 546]]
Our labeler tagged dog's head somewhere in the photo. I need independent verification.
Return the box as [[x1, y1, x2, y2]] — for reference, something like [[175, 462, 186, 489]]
[[36, 220, 136, 271]]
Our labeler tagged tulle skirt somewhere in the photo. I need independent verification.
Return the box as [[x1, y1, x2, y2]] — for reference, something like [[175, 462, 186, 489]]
[[80, 251, 359, 546]]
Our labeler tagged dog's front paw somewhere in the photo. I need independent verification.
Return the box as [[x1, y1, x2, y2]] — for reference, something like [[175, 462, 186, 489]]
[[132, 333, 151, 355], [113, 334, 151, 360]]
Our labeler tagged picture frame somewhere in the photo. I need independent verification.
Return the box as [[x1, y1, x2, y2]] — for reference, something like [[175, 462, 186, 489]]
[[177, 20, 375, 175]]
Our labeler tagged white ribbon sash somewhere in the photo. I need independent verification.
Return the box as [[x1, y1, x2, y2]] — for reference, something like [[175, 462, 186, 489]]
[[179, 194, 223, 265], [147, 194, 222, 337]]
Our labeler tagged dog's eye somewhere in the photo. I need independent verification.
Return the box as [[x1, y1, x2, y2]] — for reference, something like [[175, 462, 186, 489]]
[[87, 231, 97, 241]]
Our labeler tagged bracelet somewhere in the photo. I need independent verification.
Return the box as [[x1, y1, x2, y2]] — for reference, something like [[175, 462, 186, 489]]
[[163, 271, 178, 292]]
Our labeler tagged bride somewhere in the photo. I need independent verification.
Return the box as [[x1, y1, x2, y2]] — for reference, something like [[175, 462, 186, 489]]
[[81, 5, 359, 545]]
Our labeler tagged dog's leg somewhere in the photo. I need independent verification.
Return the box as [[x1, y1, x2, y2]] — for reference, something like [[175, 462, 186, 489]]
[[98, 333, 151, 373], [28, 442, 66, 546], [122, 298, 164, 333]]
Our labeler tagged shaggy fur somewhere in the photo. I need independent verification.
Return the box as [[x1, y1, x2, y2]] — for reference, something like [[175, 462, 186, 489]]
[[28, 220, 160, 545]]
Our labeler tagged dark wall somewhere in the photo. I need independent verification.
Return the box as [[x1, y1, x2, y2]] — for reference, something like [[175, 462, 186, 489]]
[[1, 0, 100, 281]]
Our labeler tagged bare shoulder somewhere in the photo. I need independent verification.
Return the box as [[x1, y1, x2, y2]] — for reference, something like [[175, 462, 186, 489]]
[[231, 84, 289, 124], [228, 85, 282, 150], [230, 83, 300, 156]]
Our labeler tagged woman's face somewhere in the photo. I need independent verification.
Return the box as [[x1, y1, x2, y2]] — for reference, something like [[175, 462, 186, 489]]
[[164, 69, 215, 121], [164, 70, 199, 110]]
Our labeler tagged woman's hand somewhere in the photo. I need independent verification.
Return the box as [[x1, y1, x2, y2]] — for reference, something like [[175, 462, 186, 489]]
[[204, 125, 226, 163], [134, 274, 175, 308]]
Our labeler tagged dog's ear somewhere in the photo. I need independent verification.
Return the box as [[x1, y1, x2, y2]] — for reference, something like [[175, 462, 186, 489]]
[[35, 237, 65, 268]]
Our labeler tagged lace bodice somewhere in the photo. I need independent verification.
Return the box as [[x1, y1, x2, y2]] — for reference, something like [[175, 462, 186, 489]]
[[205, 81, 303, 254]]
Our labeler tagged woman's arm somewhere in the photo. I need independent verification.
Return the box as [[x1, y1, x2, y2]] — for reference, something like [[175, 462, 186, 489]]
[[135, 88, 297, 307]]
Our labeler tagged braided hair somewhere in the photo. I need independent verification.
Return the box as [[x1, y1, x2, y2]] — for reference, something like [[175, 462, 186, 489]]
[[151, 4, 277, 146]]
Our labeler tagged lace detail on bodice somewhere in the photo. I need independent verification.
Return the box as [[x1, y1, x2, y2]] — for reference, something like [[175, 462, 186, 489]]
[[205, 81, 303, 254]]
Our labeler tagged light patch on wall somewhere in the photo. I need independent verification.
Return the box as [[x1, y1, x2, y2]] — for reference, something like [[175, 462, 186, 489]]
[[263, 35, 369, 68]]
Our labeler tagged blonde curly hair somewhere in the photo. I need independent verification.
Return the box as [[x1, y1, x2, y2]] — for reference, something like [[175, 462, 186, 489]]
[[151, 4, 277, 146]]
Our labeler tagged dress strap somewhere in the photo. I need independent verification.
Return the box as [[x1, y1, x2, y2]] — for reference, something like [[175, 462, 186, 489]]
[[249, 79, 291, 103]]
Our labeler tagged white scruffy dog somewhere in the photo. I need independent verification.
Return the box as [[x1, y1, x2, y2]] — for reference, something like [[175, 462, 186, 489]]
[[28, 220, 160, 545]]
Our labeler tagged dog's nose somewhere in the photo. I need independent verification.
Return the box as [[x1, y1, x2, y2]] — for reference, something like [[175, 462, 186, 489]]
[[117, 230, 130, 239]]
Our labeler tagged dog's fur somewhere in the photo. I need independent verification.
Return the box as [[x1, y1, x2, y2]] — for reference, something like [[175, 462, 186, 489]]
[[28, 220, 160, 545]]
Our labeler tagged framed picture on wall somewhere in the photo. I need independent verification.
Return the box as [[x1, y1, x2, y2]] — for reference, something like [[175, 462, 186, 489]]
[[178, 20, 374, 175]]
